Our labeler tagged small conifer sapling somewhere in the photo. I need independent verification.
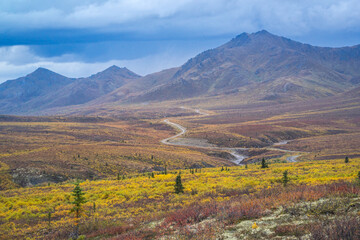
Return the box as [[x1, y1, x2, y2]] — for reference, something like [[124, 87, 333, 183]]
[[174, 174, 184, 194], [47, 211, 52, 227], [282, 170, 289, 187], [70, 182, 87, 239], [261, 158, 268, 168]]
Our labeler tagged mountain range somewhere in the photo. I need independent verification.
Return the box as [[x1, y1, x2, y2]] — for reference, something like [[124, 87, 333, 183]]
[[1, 30, 359, 115], [0, 66, 140, 114]]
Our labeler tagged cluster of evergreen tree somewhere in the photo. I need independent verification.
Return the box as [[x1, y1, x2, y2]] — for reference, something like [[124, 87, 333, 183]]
[[221, 166, 230, 171]]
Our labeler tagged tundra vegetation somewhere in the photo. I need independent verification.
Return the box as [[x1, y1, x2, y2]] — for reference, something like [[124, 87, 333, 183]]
[[0, 157, 359, 239], [0, 95, 359, 239]]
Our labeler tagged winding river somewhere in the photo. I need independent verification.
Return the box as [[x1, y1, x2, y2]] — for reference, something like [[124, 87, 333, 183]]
[[161, 108, 305, 165]]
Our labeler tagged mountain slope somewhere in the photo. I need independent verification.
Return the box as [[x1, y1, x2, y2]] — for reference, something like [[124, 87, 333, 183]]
[[90, 67, 179, 104], [124, 30, 360, 103]]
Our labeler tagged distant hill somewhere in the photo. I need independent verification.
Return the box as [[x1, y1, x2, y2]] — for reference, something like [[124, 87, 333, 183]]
[[0, 66, 140, 114], [0, 68, 75, 113], [22, 65, 140, 110]]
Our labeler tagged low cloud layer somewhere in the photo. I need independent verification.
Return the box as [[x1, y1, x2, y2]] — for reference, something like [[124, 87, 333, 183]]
[[1, 0, 360, 82], [0, 38, 227, 82]]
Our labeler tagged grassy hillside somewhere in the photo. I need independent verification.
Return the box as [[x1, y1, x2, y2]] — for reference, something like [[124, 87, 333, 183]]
[[1, 157, 359, 239]]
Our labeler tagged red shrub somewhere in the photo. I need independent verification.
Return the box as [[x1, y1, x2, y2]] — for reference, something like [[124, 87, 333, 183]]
[[222, 200, 263, 224], [163, 202, 218, 227], [274, 224, 308, 237], [86, 225, 134, 238], [310, 217, 360, 240], [110, 228, 159, 240]]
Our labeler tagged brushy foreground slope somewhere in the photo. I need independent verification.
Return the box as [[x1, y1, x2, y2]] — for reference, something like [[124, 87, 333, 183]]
[[0, 158, 359, 239]]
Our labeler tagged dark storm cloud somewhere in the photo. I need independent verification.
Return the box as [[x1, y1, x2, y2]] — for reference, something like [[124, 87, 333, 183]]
[[0, 0, 360, 82], [0, 1, 359, 36]]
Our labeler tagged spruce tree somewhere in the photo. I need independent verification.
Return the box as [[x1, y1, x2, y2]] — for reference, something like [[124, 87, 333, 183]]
[[174, 174, 184, 194], [345, 156, 349, 163], [282, 170, 289, 187], [47, 211, 52, 227], [261, 158, 268, 168], [70, 182, 87, 239]]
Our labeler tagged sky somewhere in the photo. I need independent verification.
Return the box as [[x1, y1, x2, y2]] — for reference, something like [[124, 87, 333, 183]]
[[1, 0, 360, 83]]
